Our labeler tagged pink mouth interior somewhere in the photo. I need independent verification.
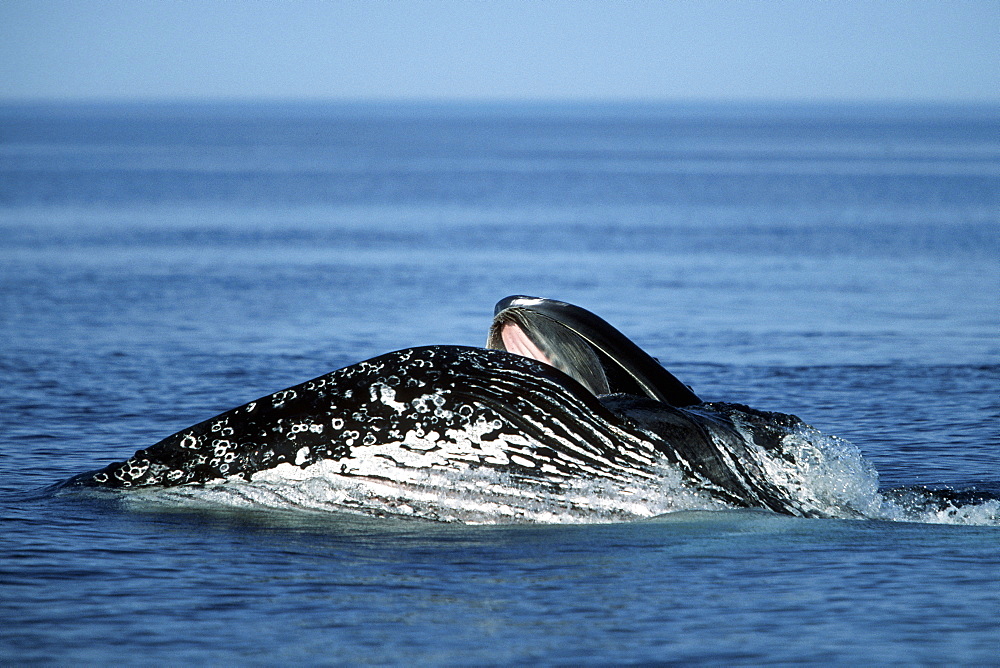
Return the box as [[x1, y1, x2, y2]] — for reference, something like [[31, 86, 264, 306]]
[[500, 323, 552, 366]]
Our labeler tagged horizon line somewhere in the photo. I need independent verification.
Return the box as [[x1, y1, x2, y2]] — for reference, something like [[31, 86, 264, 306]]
[[2, 95, 999, 108]]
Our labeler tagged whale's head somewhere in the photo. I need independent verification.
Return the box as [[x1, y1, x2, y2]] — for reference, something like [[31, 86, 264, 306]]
[[486, 295, 701, 406]]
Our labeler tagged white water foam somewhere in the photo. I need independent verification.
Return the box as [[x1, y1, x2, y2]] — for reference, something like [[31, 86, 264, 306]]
[[870, 489, 1000, 526], [729, 419, 1000, 526]]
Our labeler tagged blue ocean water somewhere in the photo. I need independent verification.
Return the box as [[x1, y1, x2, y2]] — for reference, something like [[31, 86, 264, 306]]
[[1, 102, 998, 664]]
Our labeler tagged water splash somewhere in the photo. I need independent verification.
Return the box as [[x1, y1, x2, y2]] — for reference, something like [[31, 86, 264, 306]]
[[727, 418, 1000, 526], [729, 419, 882, 518], [872, 485, 1000, 526]]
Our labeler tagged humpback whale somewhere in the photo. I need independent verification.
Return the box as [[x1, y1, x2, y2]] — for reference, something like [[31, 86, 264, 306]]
[[70, 296, 876, 519]]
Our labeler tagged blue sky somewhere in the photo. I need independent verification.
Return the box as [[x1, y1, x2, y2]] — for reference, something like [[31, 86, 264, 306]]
[[1, 0, 997, 102]]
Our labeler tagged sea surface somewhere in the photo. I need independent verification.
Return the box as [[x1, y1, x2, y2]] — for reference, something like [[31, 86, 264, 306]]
[[1, 101, 998, 665]]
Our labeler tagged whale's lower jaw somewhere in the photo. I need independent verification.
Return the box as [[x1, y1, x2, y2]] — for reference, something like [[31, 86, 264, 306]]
[[75, 347, 665, 490], [72, 346, 869, 519]]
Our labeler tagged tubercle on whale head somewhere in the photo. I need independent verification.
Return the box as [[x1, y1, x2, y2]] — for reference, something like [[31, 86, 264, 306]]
[[486, 295, 702, 407]]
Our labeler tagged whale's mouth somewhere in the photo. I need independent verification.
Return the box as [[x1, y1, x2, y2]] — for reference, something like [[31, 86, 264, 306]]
[[486, 295, 702, 407], [488, 306, 612, 396], [496, 320, 556, 369]]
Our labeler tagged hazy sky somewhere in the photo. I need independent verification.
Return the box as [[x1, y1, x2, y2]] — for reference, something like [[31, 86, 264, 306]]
[[1, 0, 997, 103]]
